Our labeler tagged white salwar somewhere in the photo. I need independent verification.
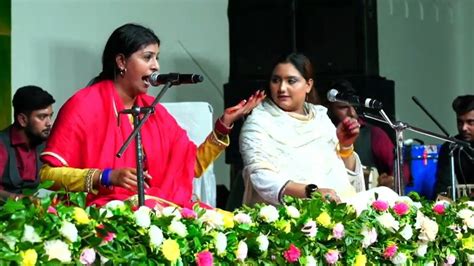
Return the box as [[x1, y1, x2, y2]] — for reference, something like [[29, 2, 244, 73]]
[[240, 99, 398, 212]]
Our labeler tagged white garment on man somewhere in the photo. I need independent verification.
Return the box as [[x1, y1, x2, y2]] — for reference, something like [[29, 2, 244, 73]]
[[240, 99, 396, 211]]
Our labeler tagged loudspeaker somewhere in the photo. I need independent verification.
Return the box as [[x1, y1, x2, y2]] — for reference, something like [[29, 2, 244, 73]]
[[228, 0, 296, 81], [228, 0, 379, 80]]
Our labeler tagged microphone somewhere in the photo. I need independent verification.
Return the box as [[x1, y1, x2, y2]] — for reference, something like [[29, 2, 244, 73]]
[[148, 72, 204, 86], [327, 89, 383, 109]]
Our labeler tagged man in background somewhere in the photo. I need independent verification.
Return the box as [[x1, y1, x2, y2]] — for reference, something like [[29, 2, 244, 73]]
[[320, 79, 409, 190], [0, 85, 55, 200], [435, 95, 474, 196]]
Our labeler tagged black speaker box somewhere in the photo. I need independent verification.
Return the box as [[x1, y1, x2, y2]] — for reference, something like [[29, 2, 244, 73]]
[[228, 0, 379, 80]]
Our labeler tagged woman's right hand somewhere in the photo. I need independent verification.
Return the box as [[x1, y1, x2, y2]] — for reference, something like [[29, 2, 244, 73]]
[[316, 188, 341, 203], [109, 168, 151, 191]]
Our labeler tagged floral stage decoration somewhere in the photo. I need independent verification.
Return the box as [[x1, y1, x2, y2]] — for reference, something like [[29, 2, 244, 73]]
[[1, 185, 474, 265]]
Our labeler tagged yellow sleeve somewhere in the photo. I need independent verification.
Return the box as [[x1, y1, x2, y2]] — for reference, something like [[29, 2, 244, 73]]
[[194, 130, 229, 178], [39, 164, 99, 194]]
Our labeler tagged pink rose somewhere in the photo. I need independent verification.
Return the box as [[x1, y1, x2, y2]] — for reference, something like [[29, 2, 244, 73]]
[[393, 202, 409, 216], [332, 223, 345, 240], [96, 224, 116, 243], [47, 206, 58, 215], [283, 244, 301, 263], [79, 248, 96, 265], [383, 244, 398, 259], [433, 204, 446, 215], [445, 254, 456, 265], [196, 250, 214, 266], [325, 250, 340, 264], [181, 208, 198, 219], [372, 200, 389, 211]]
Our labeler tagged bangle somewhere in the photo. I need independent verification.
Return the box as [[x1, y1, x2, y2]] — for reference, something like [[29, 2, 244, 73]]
[[85, 169, 98, 192], [214, 116, 233, 135], [337, 143, 354, 158], [101, 168, 113, 187]]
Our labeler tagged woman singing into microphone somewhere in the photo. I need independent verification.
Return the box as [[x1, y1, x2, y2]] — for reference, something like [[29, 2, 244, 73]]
[[40, 23, 265, 208]]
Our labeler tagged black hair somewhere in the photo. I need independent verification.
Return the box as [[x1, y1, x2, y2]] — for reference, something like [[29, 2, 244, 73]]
[[12, 85, 55, 120], [452, 94, 474, 116], [269, 53, 316, 102], [94, 23, 160, 83]]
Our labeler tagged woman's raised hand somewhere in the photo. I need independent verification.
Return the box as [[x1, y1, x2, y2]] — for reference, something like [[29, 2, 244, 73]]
[[336, 117, 360, 148], [109, 168, 151, 191], [220, 90, 266, 127]]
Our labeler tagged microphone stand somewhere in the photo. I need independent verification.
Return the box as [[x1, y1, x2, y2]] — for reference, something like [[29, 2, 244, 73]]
[[116, 81, 173, 206], [362, 110, 470, 199]]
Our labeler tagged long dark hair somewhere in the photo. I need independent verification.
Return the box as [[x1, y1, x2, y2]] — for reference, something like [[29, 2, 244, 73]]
[[90, 23, 160, 84], [269, 53, 317, 103]]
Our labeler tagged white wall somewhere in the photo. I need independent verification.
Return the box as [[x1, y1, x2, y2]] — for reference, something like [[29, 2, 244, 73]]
[[377, 0, 473, 142], [12, 0, 231, 188]]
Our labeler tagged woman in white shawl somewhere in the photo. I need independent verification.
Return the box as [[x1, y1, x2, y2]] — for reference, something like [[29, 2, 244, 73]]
[[240, 53, 397, 209]]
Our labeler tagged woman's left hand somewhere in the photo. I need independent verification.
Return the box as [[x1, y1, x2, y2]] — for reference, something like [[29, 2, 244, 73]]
[[336, 117, 360, 147], [220, 90, 266, 126]]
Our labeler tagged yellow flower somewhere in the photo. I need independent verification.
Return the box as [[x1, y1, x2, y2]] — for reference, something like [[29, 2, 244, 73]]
[[162, 239, 180, 262], [354, 252, 367, 266], [218, 209, 235, 229], [316, 212, 332, 228], [21, 249, 37, 266], [73, 207, 90, 225], [463, 236, 474, 250]]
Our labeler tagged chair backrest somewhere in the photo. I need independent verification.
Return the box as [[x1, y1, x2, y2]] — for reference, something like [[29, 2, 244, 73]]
[[162, 102, 216, 207]]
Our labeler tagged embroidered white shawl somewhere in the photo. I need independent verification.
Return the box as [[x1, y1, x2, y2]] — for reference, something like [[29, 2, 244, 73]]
[[240, 99, 364, 206]]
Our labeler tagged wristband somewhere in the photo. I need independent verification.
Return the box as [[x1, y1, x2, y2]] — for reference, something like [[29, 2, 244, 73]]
[[337, 143, 354, 158]]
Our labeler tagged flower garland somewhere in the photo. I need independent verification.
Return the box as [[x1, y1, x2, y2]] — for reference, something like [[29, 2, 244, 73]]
[[1, 191, 474, 265]]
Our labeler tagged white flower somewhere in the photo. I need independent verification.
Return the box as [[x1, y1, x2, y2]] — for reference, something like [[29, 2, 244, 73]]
[[391, 252, 407, 265], [256, 234, 269, 252], [468, 253, 474, 263], [415, 211, 438, 242], [234, 212, 252, 224], [168, 220, 187, 238], [44, 239, 71, 263], [215, 232, 227, 255], [149, 225, 164, 248], [415, 242, 428, 257], [235, 240, 248, 261], [425, 262, 435, 266], [466, 201, 474, 208], [201, 209, 224, 229], [411, 201, 423, 209], [105, 200, 125, 210], [134, 206, 151, 228], [305, 255, 317, 266], [0, 235, 17, 250], [301, 220, 317, 238], [285, 206, 300, 218], [21, 225, 41, 243], [99, 207, 113, 218], [376, 212, 399, 232], [60, 221, 78, 242], [361, 227, 377, 248], [161, 206, 182, 220], [259, 205, 279, 223], [399, 224, 413, 241], [458, 209, 474, 220]]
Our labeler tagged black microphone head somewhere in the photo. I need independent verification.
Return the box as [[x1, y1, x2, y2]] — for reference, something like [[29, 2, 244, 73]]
[[327, 89, 339, 103], [148, 71, 160, 86], [191, 74, 204, 83]]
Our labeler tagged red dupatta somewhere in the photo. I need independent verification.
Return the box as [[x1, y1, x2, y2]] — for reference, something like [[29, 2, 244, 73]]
[[41, 80, 197, 207]]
